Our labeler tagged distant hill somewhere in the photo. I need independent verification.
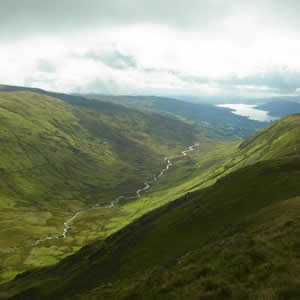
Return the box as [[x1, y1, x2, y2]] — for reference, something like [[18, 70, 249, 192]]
[[3, 115, 300, 299], [176, 94, 300, 105], [0, 86, 269, 139], [257, 100, 300, 118], [83, 94, 269, 139]]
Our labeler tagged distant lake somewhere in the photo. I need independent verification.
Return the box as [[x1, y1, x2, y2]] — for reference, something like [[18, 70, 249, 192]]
[[216, 104, 279, 122]]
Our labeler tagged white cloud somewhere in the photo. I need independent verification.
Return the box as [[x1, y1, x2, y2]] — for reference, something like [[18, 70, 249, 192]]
[[1, 1, 300, 98]]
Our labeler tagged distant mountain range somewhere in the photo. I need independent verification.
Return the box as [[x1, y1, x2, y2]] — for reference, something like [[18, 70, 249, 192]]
[[83, 94, 269, 139], [175, 94, 300, 105], [257, 100, 300, 118]]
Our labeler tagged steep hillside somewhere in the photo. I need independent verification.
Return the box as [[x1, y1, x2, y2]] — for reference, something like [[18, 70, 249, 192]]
[[0, 88, 220, 282], [84, 94, 268, 138], [3, 115, 300, 299]]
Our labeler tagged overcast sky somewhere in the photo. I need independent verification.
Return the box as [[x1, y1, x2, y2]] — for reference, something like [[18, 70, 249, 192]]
[[1, 0, 300, 98]]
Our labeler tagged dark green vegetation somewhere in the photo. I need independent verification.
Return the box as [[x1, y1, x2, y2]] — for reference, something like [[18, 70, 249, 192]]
[[84, 94, 268, 139], [257, 100, 300, 118], [0, 86, 226, 283], [2, 112, 300, 299]]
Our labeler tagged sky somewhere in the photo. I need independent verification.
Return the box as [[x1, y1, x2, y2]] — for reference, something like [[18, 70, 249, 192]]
[[1, 0, 300, 99]]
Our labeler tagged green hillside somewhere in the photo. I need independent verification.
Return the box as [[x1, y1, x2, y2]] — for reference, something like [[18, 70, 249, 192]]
[[0, 88, 223, 283], [2, 115, 300, 299]]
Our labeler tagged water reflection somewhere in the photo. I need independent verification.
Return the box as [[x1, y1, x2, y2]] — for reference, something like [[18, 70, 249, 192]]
[[217, 104, 279, 122]]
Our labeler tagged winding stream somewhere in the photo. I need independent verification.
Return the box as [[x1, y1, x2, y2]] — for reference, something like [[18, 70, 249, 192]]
[[1, 143, 199, 252]]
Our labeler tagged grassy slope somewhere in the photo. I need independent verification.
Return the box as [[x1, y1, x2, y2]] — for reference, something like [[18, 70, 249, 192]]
[[2, 115, 300, 299], [0, 89, 219, 282], [85, 94, 268, 139]]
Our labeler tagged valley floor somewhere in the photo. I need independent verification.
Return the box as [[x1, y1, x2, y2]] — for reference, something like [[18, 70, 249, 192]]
[[0, 140, 239, 283]]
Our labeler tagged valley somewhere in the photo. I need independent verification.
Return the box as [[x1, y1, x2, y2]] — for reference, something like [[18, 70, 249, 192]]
[[1, 143, 200, 251], [0, 88, 202, 282], [1, 114, 300, 299], [0, 86, 300, 299], [0, 87, 240, 284]]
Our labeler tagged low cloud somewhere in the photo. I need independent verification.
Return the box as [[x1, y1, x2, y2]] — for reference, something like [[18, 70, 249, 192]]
[[36, 60, 57, 73], [170, 68, 300, 96], [0, 0, 232, 40], [1, 0, 300, 41], [84, 50, 137, 70], [224, 70, 300, 93]]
